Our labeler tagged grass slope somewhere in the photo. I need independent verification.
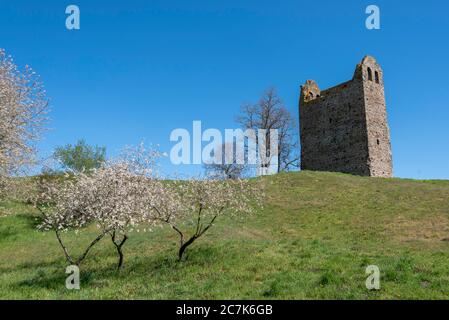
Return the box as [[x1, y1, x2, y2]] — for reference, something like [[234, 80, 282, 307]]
[[1, 171, 449, 299]]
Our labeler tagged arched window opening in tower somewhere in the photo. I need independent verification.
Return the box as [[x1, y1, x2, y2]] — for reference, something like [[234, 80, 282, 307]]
[[367, 67, 373, 81], [375, 71, 380, 84]]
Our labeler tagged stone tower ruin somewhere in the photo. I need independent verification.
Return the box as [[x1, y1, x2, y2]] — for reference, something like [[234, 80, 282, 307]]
[[299, 56, 393, 177]]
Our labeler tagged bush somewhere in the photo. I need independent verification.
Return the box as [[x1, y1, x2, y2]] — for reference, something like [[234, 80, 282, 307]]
[[53, 139, 106, 173]]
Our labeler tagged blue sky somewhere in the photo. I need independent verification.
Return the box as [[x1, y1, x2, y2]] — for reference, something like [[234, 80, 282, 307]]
[[1, 0, 448, 179]]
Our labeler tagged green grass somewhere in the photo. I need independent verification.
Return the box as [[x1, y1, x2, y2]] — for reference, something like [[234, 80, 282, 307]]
[[1, 171, 449, 299]]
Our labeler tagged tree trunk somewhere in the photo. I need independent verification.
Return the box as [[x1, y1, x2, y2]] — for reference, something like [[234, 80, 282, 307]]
[[76, 231, 109, 265], [178, 235, 197, 261], [111, 231, 128, 270], [115, 245, 124, 270], [176, 215, 217, 261]]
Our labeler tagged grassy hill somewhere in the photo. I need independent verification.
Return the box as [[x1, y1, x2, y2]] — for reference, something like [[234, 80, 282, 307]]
[[1, 171, 448, 299]]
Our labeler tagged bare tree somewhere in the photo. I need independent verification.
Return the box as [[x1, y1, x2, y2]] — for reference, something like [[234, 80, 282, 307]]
[[235, 87, 299, 173], [203, 142, 249, 179]]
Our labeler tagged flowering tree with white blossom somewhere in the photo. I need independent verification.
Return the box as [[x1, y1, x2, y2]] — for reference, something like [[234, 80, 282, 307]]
[[149, 177, 263, 261], [35, 140, 262, 268], [0, 49, 49, 196], [36, 144, 162, 269]]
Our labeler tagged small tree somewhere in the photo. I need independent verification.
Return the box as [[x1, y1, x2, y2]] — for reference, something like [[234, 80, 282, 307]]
[[149, 177, 262, 261], [36, 177, 100, 266], [53, 139, 106, 173], [37, 144, 161, 269], [0, 48, 49, 194]]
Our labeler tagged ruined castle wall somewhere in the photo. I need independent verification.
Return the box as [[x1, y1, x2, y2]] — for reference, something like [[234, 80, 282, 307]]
[[299, 56, 393, 177], [300, 78, 370, 175], [361, 61, 393, 177]]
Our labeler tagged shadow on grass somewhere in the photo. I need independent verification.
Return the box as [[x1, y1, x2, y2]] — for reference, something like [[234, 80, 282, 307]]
[[11, 257, 119, 290], [0, 214, 42, 242], [10, 250, 177, 291], [122, 245, 223, 274], [15, 212, 43, 229], [10, 245, 227, 291], [16, 268, 97, 290], [0, 226, 17, 240], [0, 258, 65, 275]]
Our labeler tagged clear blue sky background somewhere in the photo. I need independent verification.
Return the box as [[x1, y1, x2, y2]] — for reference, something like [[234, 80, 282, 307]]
[[1, 0, 448, 179]]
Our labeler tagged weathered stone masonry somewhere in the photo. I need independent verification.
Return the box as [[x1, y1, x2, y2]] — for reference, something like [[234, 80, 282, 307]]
[[299, 56, 393, 177]]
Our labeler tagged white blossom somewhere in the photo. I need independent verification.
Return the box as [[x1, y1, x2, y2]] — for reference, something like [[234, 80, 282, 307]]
[[35, 145, 163, 267], [0, 49, 50, 180]]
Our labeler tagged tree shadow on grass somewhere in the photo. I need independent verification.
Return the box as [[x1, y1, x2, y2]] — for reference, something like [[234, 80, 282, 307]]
[[9, 244, 226, 292], [13, 262, 112, 290], [126, 245, 224, 275], [15, 269, 99, 290], [15, 212, 43, 229], [0, 213, 42, 242], [0, 226, 16, 240], [180, 246, 223, 264], [0, 260, 55, 275], [10, 252, 176, 291], [0, 213, 43, 240]]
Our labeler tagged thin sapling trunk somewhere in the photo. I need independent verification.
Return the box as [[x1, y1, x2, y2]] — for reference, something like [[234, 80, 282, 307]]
[[110, 230, 128, 270], [176, 213, 217, 261]]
